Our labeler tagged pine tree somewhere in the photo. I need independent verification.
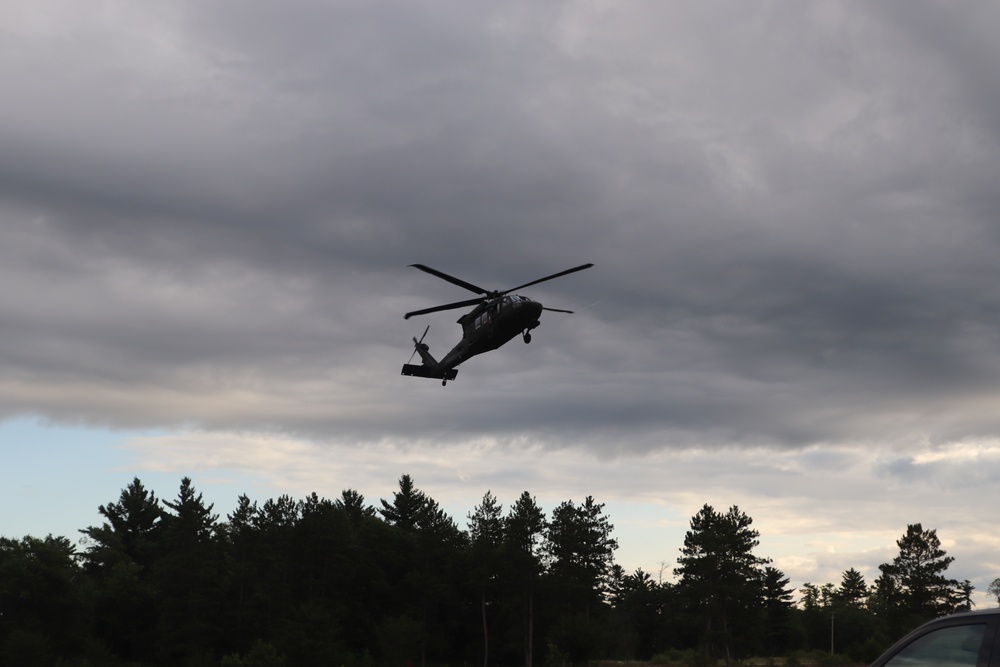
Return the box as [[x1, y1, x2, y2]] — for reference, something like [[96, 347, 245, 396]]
[[156, 477, 222, 663], [837, 568, 868, 607], [162, 477, 218, 544], [379, 474, 430, 531], [544, 496, 618, 666], [468, 491, 506, 667], [674, 504, 770, 665], [988, 577, 1000, 606], [761, 566, 794, 656], [79, 477, 165, 663], [504, 492, 546, 667], [878, 523, 962, 621], [378, 474, 465, 666], [609, 567, 660, 660], [336, 488, 376, 525], [80, 476, 164, 571], [545, 496, 618, 611]]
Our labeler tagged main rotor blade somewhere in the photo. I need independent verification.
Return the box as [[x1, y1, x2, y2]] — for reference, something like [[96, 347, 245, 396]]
[[405, 297, 485, 319], [409, 264, 489, 295], [542, 307, 574, 313], [504, 263, 594, 294]]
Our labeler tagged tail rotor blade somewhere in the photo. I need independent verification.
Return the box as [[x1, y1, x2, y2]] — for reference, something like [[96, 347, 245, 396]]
[[408, 325, 431, 363]]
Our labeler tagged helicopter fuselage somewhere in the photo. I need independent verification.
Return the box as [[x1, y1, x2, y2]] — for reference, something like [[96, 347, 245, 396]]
[[437, 295, 543, 370]]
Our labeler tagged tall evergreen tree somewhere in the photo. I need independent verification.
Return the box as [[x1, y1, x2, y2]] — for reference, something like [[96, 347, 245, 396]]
[[79, 477, 165, 663], [378, 475, 466, 667], [469, 491, 505, 547], [544, 496, 618, 665], [545, 496, 618, 609], [80, 476, 164, 571], [877, 523, 963, 624], [674, 504, 770, 665], [222, 494, 261, 652], [760, 566, 794, 656], [955, 580, 974, 611], [379, 474, 430, 531], [468, 491, 506, 667], [156, 477, 223, 663], [504, 492, 547, 667], [284, 492, 354, 665], [609, 566, 660, 660], [837, 568, 869, 607], [336, 488, 376, 525], [817, 568, 884, 662], [505, 492, 546, 558], [250, 494, 301, 638], [988, 577, 1000, 606], [799, 582, 822, 612], [868, 571, 900, 617]]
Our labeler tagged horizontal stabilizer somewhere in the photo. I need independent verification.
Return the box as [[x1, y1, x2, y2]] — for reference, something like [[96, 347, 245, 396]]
[[401, 364, 458, 381]]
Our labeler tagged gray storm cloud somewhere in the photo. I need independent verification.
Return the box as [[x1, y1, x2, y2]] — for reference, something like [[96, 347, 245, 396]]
[[2, 1, 1000, 450]]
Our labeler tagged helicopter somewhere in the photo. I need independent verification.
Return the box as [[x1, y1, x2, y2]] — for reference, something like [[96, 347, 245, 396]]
[[401, 262, 594, 385]]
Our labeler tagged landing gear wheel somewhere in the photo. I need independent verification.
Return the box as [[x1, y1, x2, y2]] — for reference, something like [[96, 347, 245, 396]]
[[523, 332, 532, 344], [442, 380, 447, 386]]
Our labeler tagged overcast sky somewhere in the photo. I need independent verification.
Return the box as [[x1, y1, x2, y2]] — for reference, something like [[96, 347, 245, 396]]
[[2, 0, 999, 606]]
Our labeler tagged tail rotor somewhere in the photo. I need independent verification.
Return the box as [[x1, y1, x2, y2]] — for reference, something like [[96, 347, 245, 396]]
[[408, 325, 430, 364]]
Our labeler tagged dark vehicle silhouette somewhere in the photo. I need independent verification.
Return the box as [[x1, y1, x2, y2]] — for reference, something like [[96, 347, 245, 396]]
[[870, 609, 1000, 667]]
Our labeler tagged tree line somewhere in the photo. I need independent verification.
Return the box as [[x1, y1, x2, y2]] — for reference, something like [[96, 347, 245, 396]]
[[0, 474, 980, 667]]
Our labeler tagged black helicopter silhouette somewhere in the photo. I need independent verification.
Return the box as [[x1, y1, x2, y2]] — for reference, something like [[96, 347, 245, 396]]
[[401, 262, 593, 385]]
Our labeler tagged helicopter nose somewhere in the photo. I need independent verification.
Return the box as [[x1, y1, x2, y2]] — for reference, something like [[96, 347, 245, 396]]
[[527, 300, 543, 319]]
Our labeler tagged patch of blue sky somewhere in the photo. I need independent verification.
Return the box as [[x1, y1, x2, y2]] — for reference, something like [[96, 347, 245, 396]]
[[0, 417, 168, 544]]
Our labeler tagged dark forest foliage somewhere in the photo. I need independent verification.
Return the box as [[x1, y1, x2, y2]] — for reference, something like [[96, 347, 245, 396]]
[[0, 476, 974, 667]]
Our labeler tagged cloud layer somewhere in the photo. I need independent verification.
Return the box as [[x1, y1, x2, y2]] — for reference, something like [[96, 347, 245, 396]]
[[3, 3, 1000, 453]]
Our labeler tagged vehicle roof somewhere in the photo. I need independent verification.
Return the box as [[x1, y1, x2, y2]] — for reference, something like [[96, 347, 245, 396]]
[[931, 609, 1000, 621]]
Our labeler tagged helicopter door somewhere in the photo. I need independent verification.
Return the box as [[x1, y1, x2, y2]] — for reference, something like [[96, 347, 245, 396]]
[[475, 311, 495, 337]]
